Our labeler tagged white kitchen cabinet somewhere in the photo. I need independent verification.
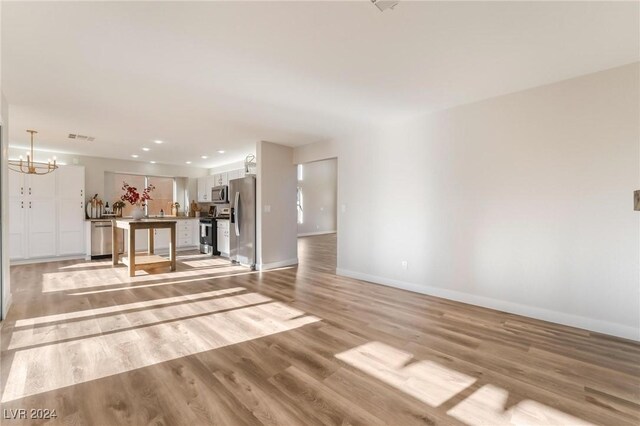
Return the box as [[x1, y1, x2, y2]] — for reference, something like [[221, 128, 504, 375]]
[[197, 176, 208, 202], [154, 228, 171, 251], [27, 172, 57, 259], [9, 171, 26, 260], [217, 220, 230, 256], [127, 229, 149, 252], [227, 169, 240, 182], [192, 219, 200, 247], [176, 219, 196, 248], [207, 175, 217, 192], [213, 172, 228, 187], [197, 176, 219, 202], [10, 166, 86, 261], [57, 165, 85, 255]]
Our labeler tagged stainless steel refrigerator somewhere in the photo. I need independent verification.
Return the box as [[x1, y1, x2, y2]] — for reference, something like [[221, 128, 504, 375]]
[[229, 175, 256, 269]]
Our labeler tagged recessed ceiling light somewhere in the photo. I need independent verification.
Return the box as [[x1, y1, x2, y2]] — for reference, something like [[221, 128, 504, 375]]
[[142, 147, 150, 151], [154, 140, 163, 144], [185, 161, 192, 164], [150, 161, 156, 164], [217, 150, 225, 154], [131, 154, 139, 158], [201, 155, 208, 159]]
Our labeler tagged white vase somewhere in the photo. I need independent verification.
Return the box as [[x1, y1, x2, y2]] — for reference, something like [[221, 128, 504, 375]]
[[131, 207, 145, 220]]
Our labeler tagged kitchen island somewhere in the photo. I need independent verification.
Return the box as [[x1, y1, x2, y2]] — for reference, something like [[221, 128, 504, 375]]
[[112, 218, 177, 276]]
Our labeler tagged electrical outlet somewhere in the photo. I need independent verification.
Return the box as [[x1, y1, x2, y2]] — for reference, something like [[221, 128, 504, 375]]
[[341, 204, 347, 213], [401, 260, 408, 270]]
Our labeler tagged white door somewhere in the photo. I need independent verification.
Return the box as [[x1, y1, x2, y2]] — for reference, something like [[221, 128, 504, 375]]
[[57, 166, 85, 255], [27, 173, 57, 258], [8, 171, 26, 259]]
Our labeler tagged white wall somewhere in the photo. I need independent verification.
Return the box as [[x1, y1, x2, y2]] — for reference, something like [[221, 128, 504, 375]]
[[1, 93, 10, 319], [296, 63, 640, 340], [209, 159, 246, 175], [293, 139, 338, 165], [297, 159, 337, 236], [6, 149, 209, 211], [256, 141, 298, 269]]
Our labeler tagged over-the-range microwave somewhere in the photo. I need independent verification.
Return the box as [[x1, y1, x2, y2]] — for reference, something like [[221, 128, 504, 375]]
[[211, 185, 228, 204]]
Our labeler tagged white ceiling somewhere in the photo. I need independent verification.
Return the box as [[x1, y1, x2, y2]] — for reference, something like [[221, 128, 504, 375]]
[[3, 1, 638, 168]]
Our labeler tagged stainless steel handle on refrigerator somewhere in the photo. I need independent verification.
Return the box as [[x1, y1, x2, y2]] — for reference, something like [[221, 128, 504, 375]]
[[234, 191, 240, 237]]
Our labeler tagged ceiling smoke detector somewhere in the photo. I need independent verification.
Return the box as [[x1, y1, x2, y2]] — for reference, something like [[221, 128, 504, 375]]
[[371, 0, 398, 12], [68, 133, 95, 142]]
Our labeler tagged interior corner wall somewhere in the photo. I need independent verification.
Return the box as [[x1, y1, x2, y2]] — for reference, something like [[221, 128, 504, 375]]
[[1, 93, 10, 319], [256, 141, 298, 269], [297, 159, 337, 236], [330, 63, 640, 340]]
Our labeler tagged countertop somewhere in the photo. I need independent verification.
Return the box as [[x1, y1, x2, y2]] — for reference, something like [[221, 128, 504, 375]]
[[85, 216, 199, 222]]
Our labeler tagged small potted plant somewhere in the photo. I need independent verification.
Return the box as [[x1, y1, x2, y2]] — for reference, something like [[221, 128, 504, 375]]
[[121, 182, 155, 220]]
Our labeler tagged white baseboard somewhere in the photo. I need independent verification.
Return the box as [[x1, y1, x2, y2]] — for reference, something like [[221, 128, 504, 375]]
[[2, 292, 12, 321], [297, 231, 336, 237], [336, 268, 640, 342], [11, 254, 86, 266], [258, 258, 299, 271]]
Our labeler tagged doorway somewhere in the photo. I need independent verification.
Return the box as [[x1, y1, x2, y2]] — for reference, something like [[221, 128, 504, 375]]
[[295, 158, 337, 273]]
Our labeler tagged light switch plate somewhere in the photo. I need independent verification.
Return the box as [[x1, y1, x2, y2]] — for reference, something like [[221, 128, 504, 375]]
[[264, 205, 271, 213]]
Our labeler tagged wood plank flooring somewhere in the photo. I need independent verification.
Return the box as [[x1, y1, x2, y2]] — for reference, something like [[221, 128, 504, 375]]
[[1, 233, 638, 425]]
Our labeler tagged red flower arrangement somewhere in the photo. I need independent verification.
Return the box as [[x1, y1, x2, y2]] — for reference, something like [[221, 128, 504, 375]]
[[121, 182, 155, 206]]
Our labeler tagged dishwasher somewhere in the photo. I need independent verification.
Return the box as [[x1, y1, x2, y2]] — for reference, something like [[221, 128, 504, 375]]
[[91, 220, 125, 259]]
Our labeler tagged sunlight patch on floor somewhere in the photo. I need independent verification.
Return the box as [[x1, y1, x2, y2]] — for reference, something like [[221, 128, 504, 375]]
[[335, 341, 476, 407], [447, 383, 594, 425], [42, 265, 245, 293], [58, 261, 113, 270], [13, 287, 245, 337], [68, 267, 296, 296], [336, 342, 595, 426], [2, 298, 320, 402]]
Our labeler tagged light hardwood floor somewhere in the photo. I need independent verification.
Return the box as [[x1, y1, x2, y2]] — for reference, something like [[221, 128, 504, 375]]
[[1, 234, 638, 425]]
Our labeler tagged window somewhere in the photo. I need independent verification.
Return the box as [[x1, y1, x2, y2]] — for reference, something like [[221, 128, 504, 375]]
[[146, 176, 175, 216], [297, 186, 303, 224], [109, 173, 176, 217], [113, 173, 146, 217]]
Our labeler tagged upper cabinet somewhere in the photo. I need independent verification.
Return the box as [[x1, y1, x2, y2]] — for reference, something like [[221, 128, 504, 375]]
[[197, 169, 246, 203], [197, 176, 208, 202], [197, 175, 221, 202], [227, 169, 243, 181], [213, 172, 228, 187]]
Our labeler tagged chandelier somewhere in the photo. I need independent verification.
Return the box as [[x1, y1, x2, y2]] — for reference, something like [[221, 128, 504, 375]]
[[8, 130, 58, 175]]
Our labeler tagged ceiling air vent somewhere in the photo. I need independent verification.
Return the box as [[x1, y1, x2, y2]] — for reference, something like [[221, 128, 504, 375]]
[[68, 133, 95, 142]]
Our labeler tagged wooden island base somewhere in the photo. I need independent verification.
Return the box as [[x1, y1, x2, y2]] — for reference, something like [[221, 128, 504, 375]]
[[112, 219, 177, 276]]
